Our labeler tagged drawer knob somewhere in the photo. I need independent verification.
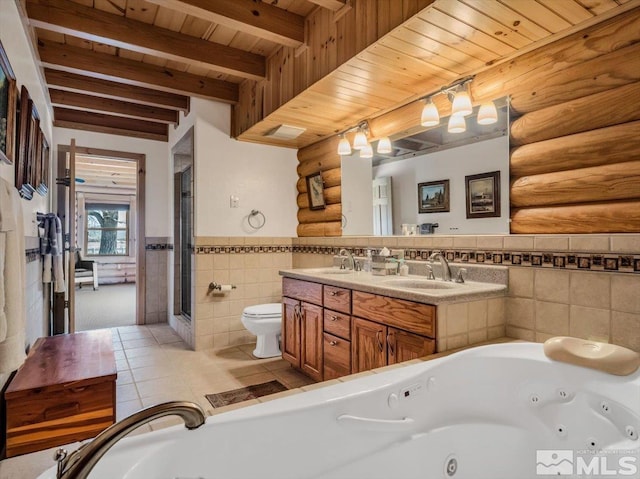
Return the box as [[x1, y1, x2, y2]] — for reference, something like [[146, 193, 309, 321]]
[[329, 291, 337, 296], [329, 340, 338, 346], [330, 315, 339, 321]]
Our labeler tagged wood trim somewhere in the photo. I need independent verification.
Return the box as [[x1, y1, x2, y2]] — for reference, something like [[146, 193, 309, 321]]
[[49, 89, 179, 124], [145, 0, 305, 48], [45, 69, 189, 112], [307, 0, 346, 11], [54, 108, 168, 142], [63, 145, 147, 325], [26, 0, 266, 81], [69, 139, 76, 333], [39, 40, 239, 103]]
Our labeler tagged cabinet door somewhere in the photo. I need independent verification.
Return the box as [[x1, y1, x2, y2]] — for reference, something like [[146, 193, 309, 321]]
[[282, 297, 300, 368], [387, 328, 435, 365], [300, 302, 323, 381], [352, 318, 386, 373]]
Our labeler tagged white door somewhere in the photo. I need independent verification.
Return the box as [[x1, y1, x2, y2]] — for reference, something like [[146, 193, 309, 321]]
[[373, 177, 393, 236]]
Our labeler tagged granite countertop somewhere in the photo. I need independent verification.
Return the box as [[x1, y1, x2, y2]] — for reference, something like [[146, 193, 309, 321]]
[[279, 267, 508, 305]]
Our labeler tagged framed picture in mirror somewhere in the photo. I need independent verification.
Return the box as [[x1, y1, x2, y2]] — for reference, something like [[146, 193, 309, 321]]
[[418, 179, 450, 213], [0, 40, 17, 165], [465, 170, 501, 218], [306, 171, 326, 210]]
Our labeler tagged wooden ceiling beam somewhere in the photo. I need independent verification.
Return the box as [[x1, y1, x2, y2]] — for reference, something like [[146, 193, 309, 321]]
[[39, 41, 239, 103], [26, 0, 265, 81], [307, 0, 347, 12], [45, 70, 189, 112], [49, 89, 179, 124], [145, 0, 304, 48], [54, 107, 169, 142]]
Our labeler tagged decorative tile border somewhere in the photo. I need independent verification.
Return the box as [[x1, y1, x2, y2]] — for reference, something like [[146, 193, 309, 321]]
[[25, 248, 40, 263], [145, 243, 173, 250], [291, 245, 640, 274], [195, 245, 293, 254]]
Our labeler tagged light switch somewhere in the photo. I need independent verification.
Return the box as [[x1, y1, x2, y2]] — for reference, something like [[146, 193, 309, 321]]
[[230, 195, 240, 208]]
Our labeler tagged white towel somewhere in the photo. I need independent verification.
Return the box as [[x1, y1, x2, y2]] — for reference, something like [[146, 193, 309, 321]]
[[0, 178, 27, 374]]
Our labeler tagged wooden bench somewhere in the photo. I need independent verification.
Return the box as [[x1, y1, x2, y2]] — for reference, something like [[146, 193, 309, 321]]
[[4, 330, 117, 457]]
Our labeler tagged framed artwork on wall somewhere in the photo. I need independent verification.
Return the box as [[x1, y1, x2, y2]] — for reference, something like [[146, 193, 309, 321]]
[[465, 170, 501, 219], [16, 86, 35, 199], [0, 40, 17, 165], [306, 171, 326, 210], [418, 179, 450, 213]]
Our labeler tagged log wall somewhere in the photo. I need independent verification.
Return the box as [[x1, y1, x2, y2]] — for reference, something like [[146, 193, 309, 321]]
[[296, 7, 640, 235]]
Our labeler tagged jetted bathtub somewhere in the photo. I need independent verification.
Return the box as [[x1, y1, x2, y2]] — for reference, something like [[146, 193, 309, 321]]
[[39, 343, 640, 479]]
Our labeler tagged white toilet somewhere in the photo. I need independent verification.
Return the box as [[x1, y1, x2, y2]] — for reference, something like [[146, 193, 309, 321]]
[[240, 303, 283, 358]]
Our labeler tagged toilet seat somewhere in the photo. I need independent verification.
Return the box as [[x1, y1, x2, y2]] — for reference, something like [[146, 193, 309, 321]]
[[242, 303, 282, 319]]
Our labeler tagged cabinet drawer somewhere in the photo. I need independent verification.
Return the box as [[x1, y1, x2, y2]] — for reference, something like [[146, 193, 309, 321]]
[[283, 278, 323, 306], [323, 285, 351, 314], [323, 333, 351, 380], [323, 310, 351, 340], [352, 291, 435, 338]]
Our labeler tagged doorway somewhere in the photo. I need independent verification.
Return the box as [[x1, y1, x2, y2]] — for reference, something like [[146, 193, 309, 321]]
[[55, 144, 146, 333]]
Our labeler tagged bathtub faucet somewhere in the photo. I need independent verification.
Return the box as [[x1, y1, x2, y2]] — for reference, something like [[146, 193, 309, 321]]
[[428, 251, 452, 282], [55, 401, 205, 479]]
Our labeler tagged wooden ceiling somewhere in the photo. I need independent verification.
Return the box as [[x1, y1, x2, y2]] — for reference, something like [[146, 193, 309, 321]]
[[75, 154, 137, 190], [21, 0, 634, 144], [22, 0, 324, 140], [235, 0, 635, 148]]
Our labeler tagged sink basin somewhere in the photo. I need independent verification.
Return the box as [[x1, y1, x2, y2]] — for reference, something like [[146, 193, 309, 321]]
[[304, 268, 353, 275], [382, 279, 460, 290]]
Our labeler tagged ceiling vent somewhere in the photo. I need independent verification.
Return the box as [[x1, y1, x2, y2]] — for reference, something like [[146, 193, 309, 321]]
[[264, 124, 306, 140]]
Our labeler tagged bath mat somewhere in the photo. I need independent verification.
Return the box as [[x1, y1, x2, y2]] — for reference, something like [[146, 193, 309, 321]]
[[206, 380, 288, 408]]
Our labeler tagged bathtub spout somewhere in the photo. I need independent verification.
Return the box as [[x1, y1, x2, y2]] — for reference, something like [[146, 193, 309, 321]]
[[55, 401, 205, 479]]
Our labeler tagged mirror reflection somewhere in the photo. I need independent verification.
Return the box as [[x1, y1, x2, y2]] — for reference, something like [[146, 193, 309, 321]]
[[341, 98, 509, 236]]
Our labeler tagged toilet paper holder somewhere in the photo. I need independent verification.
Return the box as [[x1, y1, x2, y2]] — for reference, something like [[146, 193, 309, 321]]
[[208, 282, 237, 292]]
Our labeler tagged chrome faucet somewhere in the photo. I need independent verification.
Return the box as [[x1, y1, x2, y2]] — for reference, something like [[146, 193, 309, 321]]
[[428, 251, 452, 282], [55, 401, 205, 479], [338, 248, 355, 270]]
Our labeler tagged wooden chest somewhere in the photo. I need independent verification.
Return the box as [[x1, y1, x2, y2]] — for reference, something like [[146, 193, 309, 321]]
[[4, 330, 117, 457]]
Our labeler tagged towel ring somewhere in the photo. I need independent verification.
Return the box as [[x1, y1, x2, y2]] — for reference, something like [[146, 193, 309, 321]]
[[248, 209, 266, 230]]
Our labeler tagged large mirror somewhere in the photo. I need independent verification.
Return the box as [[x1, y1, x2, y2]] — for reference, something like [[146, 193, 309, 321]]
[[341, 98, 509, 236]]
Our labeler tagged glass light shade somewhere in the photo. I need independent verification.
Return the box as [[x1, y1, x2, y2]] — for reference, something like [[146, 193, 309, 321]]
[[448, 114, 466, 133], [451, 90, 472, 117], [377, 137, 392, 154], [337, 136, 352, 155], [352, 130, 368, 150], [421, 100, 440, 127], [360, 143, 373, 158], [477, 101, 498, 125]]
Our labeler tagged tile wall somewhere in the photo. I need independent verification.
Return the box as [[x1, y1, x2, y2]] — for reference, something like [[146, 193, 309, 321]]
[[193, 237, 293, 350], [290, 234, 640, 352], [144, 237, 170, 325]]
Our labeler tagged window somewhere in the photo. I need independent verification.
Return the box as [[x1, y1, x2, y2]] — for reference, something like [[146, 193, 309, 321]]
[[85, 204, 129, 256]]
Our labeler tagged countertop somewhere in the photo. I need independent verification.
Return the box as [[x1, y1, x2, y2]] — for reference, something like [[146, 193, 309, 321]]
[[279, 267, 507, 305]]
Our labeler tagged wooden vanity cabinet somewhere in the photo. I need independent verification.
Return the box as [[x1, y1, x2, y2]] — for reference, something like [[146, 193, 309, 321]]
[[322, 285, 352, 380], [282, 278, 324, 381], [352, 291, 435, 373]]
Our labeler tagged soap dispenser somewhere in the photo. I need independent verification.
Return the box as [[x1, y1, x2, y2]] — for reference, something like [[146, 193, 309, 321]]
[[399, 260, 409, 276]]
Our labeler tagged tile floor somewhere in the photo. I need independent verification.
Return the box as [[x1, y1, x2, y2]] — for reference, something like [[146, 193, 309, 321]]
[[0, 324, 314, 479]]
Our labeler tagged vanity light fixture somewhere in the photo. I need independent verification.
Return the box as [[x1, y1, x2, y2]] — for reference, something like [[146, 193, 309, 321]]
[[477, 101, 498, 125], [421, 99, 440, 127], [447, 114, 466, 133], [376, 136, 392, 154], [352, 127, 369, 150], [360, 143, 374, 158], [337, 134, 352, 155], [451, 84, 473, 117]]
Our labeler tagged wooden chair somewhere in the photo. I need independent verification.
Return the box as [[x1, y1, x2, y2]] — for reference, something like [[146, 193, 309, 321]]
[[75, 251, 99, 290]]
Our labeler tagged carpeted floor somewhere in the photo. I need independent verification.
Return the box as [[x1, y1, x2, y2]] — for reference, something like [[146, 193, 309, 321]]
[[75, 283, 136, 331]]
